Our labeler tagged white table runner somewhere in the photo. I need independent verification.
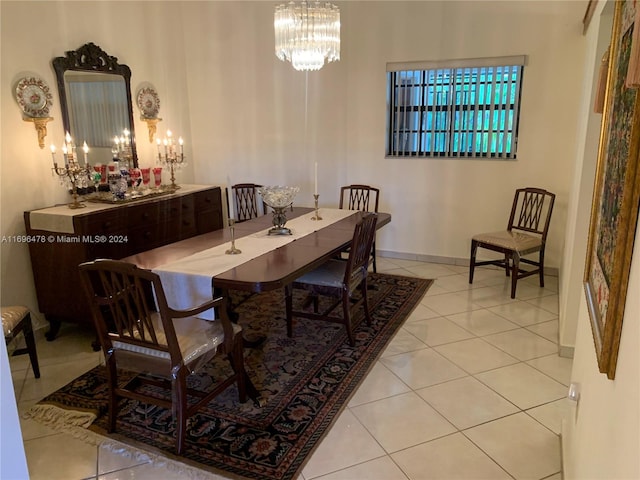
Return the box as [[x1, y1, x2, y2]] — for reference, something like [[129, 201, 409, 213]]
[[153, 208, 354, 319]]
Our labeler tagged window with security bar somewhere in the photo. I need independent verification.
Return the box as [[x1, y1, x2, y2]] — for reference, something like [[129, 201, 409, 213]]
[[386, 56, 526, 159]]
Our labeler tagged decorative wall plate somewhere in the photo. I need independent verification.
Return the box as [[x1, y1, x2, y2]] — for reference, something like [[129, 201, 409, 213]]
[[137, 87, 160, 118], [15, 76, 53, 118]]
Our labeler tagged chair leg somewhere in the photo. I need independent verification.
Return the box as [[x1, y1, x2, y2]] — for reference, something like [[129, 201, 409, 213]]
[[174, 371, 188, 455], [285, 284, 294, 338], [469, 240, 478, 284], [504, 254, 511, 276], [361, 278, 372, 327], [539, 250, 546, 288], [510, 254, 520, 299], [371, 239, 377, 273], [230, 335, 247, 403], [23, 314, 40, 379], [342, 293, 355, 347], [106, 359, 118, 433]]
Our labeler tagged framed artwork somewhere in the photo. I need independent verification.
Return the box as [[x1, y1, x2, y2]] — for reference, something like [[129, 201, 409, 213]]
[[584, 0, 640, 380]]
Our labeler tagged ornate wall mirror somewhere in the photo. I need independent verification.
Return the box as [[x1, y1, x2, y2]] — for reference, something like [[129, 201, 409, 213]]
[[53, 42, 138, 167]]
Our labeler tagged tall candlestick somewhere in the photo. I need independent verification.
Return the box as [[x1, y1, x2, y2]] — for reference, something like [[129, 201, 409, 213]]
[[227, 175, 235, 220], [314, 161, 318, 195]]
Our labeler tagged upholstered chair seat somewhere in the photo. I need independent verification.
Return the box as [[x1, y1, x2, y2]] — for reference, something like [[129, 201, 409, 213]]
[[2, 306, 40, 378]]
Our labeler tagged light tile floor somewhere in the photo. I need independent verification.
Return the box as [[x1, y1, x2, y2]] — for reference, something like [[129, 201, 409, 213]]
[[10, 258, 570, 480]]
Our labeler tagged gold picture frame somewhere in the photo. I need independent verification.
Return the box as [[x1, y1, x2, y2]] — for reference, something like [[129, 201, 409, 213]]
[[584, 0, 640, 379]]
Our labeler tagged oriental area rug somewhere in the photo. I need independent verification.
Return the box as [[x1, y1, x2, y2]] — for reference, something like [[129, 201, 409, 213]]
[[26, 273, 432, 480]]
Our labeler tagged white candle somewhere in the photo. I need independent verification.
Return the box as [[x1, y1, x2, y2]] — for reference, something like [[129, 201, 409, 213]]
[[82, 142, 89, 165], [227, 175, 235, 220], [62, 145, 69, 167], [314, 161, 318, 195], [50, 144, 57, 167], [179, 137, 184, 155]]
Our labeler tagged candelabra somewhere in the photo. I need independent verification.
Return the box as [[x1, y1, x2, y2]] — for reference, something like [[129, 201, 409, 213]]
[[50, 136, 92, 209], [112, 129, 134, 169], [156, 130, 185, 190]]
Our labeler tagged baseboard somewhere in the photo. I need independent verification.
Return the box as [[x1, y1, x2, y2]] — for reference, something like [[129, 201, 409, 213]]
[[559, 344, 575, 359], [377, 250, 560, 276]]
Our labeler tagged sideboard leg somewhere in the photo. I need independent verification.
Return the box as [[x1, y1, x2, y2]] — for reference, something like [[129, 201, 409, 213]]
[[44, 316, 62, 341]]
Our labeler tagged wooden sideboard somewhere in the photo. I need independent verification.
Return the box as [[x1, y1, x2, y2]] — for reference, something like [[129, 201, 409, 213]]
[[24, 185, 223, 342]]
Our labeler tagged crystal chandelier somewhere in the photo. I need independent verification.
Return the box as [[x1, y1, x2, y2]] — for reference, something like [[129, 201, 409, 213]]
[[274, 1, 341, 72]]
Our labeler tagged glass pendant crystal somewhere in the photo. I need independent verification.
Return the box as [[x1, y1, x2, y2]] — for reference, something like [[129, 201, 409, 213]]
[[274, 1, 340, 72]]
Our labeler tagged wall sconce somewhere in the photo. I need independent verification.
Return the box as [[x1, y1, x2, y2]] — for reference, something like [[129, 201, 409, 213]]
[[24, 116, 53, 149], [141, 117, 162, 143], [136, 85, 162, 142], [15, 76, 54, 148]]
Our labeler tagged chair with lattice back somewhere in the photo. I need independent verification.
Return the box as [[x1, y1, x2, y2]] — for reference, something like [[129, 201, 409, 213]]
[[339, 184, 380, 272], [226, 183, 267, 223], [469, 187, 556, 298], [285, 213, 378, 346], [79, 259, 248, 455]]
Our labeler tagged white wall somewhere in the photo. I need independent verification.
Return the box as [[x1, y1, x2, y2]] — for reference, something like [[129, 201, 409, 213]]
[[184, 1, 587, 270], [0, 340, 29, 479], [562, 1, 640, 478]]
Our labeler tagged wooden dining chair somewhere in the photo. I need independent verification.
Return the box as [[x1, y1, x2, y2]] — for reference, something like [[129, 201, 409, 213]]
[[79, 259, 248, 455], [339, 184, 380, 272], [469, 187, 556, 298], [227, 183, 267, 223], [285, 213, 378, 346]]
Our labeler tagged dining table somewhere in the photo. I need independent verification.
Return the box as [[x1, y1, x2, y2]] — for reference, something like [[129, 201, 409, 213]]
[[123, 206, 391, 404]]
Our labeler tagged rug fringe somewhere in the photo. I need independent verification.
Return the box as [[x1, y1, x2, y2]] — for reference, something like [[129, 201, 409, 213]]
[[24, 404, 96, 430], [23, 404, 105, 447], [99, 440, 220, 480], [25, 405, 221, 479]]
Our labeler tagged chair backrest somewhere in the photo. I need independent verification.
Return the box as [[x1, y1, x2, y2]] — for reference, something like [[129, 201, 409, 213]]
[[340, 184, 380, 213], [78, 259, 182, 363], [343, 213, 378, 290], [228, 183, 266, 222], [508, 187, 556, 242]]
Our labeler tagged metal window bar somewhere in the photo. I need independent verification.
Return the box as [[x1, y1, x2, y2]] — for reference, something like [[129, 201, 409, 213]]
[[388, 64, 522, 158]]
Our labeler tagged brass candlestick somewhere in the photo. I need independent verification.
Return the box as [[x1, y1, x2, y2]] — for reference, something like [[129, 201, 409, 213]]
[[311, 194, 322, 221], [225, 219, 242, 254], [51, 136, 93, 209], [157, 131, 185, 190]]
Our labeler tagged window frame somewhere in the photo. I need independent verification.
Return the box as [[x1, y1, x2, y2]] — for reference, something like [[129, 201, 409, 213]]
[[386, 55, 527, 159]]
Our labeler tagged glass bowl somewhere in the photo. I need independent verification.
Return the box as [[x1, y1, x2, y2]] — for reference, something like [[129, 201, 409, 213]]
[[258, 185, 300, 209]]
